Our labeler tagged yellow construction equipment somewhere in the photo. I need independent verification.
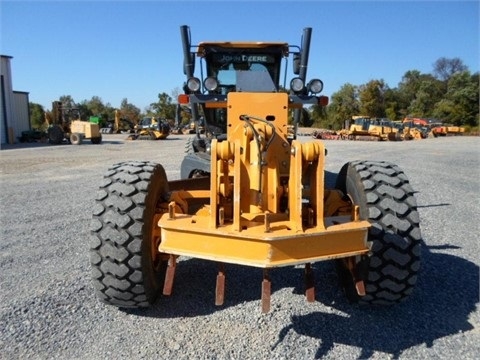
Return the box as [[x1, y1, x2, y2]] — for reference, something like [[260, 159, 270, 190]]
[[368, 118, 401, 141], [446, 125, 466, 135], [128, 116, 170, 140], [46, 101, 102, 145], [90, 26, 422, 312], [100, 109, 135, 134], [339, 117, 399, 141], [402, 120, 427, 140]]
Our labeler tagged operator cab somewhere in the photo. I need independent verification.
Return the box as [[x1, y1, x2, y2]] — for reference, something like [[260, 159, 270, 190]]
[[179, 26, 327, 177], [185, 42, 288, 138], [199, 42, 288, 94]]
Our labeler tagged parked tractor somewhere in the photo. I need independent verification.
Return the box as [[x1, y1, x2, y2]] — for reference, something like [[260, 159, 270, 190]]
[[46, 101, 102, 145], [90, 26, 421, 313]]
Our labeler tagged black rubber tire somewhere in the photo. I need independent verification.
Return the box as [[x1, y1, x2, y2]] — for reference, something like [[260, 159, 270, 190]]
[[90, 161, 168, 308], [70, 133, 83, 145], [335, 160, 421, 305], [91, 135, 102, 144], [48, 125, 64, 144], [185, 136, 195, 154]]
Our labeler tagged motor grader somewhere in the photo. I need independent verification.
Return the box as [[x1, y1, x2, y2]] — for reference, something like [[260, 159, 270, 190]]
[[90, 26, 421, 313]]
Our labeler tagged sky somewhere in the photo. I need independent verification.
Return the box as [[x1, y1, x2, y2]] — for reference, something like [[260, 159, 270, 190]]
[[1, 0, 479, 111]]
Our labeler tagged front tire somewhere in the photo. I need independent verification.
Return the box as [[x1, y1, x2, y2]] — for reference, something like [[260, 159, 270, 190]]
[[335, 161, 421, 305], [90, 161, 169, 308], [91, 135, 102, 144], [48, 125, 64, 144], [70, 133, 83, 145]]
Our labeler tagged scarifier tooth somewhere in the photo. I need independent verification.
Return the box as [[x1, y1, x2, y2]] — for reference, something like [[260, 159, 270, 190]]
[[163, 255, 177, 296], [215, 263, 226, 306], [261, 270, 271, 313], [305, 263, 315, 302]]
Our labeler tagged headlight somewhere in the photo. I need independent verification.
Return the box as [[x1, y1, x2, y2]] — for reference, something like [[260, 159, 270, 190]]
[[308, 79, 323, 94], [186, 77, 201, 92], [204, 77, 219, 92], [290, 77, 304, 93]]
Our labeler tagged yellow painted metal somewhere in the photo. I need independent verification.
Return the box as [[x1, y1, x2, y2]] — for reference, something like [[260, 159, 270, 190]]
[[159, 213, 369, 267], [157, 91, 371, 268], [226, 92, 291, 216], [204, 102, 228, 109], [70, 120, 100, 138]]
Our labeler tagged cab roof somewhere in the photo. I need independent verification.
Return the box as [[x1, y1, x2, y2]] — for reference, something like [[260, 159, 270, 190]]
[[196, 42, 289, 57]]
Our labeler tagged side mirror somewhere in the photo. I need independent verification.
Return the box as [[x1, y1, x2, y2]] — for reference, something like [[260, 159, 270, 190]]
[[293, 53, 300, 75], [184, 53, 195, 75]]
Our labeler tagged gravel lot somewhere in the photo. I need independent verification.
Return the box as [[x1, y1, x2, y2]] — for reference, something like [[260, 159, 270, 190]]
[[1, 134, 479, 359]]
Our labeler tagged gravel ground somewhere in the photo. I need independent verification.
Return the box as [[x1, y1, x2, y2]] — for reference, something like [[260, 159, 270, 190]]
[[0, 134, 479, 359]]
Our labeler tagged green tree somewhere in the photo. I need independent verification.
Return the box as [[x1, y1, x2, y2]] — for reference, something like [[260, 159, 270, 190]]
[[76, 102, 92, 121], [85, 96, 105, 115], [327, 83, 360, 129], [29, 102, 45, 129], [383, 88, 402, 120], [358, 79, 387, 118], [396, 70, 423, 117], [78, 96, 115, 126], [309, 103, 329, 128], [119, 98, 141, 124], [407, 75, 443, 117], [148, 92, 177, 120], [395, 70, 445, 119], [433, 71, 479, 126], [58, 95, 76, 109]]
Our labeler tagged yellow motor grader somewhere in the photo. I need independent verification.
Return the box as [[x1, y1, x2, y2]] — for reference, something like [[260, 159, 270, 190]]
[[90, 26, 421, 312]]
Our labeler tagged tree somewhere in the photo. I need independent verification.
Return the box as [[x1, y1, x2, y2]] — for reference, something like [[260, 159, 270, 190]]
[[358, 79, 387, 118], [395, 70, 444, 119], [396, 70, 423, 115], [119, 98, 141, 124], [383, 88, 402, 120], [433, 57, 468, 82], [43, 95, 76, 124], [85, 96, 106, 115], [58, 95, 76, 109], [148, 92, 177, 120], [407, 75, 443, 117], [327, 83, 360, 129], [29, 102, 45, 129], [309, 103, 329, 128], [78, 96, 115, 126], [433, 70, 479, 126]]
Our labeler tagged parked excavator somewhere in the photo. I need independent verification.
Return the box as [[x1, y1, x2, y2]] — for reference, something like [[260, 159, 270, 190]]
[[90, 26, 421, 313]]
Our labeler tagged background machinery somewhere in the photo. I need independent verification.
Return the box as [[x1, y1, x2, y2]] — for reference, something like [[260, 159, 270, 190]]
[[47, 101, 102, 145], [339, 116, 399, 141], [128, 116, 171, 140], [90, 26, 422, 313], [100, 109, 135, 134]]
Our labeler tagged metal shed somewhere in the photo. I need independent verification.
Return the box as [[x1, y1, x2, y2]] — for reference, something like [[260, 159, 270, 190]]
[[1, 55, 30, 145]]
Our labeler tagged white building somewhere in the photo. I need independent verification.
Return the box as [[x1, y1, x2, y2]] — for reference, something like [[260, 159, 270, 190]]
[[1, 55, 30, 145]]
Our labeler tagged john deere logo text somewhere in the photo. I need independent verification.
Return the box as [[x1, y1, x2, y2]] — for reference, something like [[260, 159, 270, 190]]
[[217, 55, 270, 63]]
